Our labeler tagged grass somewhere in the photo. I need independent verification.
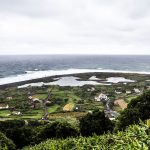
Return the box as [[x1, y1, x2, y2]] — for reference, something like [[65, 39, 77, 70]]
[[125, 95, 137, 103], [53, 90, 81, 101], [0, 110, 10, 117], [48, 112, 87, 119], [0, 110, 43, 119], [33, 94, 47, 99], [48, 104, 60, 113]]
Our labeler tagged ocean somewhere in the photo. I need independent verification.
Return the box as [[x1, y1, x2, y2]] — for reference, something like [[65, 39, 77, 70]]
[[0, 55, 150, 85]]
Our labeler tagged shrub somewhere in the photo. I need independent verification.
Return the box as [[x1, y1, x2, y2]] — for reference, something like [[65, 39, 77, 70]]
[[79, 109, 114, 136], [25, 123, 150, 150], [6, 126, 33, 149], [36, 122, 79, 143], [0, 131, 16, 150], [0, 119, 25, 133], [115, 91, 150, 130]]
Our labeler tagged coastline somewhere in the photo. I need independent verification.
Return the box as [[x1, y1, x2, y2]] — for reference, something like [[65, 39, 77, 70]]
[[0, 71, 149, 89]]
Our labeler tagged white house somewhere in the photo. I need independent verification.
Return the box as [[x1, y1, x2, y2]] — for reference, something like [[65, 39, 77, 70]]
[[126, 90, 131, 94], [11, 111, 21, 115], [87, 87, 95, 91], [134, 88, 140, 93], [6, 97, 13, 100], [96, 93, 108, 102], [115, 90, 122, 94], [28, 96, 33, 100], [32, 98, 42, 103], [0, 104, 9, 109]]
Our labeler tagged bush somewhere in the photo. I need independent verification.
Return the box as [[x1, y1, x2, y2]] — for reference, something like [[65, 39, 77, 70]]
[[128, 91, 150, 120], [5, 126, 34, 149], [115, 91, 150, 130], [79, 109, 114, 136], [36, 122, 79, 143], [115, 108, 141, 131], [25, 124, 150, 150], [0, 131, 16, 150], [0, 119, 25, 133]]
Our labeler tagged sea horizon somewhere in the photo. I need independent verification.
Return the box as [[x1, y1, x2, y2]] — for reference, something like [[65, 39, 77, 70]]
[[0, 55, 150, 85]]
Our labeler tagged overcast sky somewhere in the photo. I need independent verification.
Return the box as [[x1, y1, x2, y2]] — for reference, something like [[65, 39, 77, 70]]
[[0, 0, 150, 55]]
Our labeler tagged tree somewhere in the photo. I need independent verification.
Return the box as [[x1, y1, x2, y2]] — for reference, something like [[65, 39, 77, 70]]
[[0, 119, 25, 133], [6, 126, 33, 149], [36, 122, 79, 143], [115, 91, 150, 130], [128, 91, 150, 120], [0, 131, 16, 150], [79, 109, 114, 136], [114, 108, 140, 131]]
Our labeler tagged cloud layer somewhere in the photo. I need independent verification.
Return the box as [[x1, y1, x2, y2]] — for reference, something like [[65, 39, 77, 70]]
[[0, 0, 150, 54]]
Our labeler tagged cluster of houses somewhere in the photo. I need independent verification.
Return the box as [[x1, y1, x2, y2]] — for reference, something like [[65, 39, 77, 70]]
[[0, 104, 9, 110], [0, 96, 12, 110], [28, 96, 52, 109], [0, 103, 21, 116], [115, 88, 141, 95], [0, 96, 13, 110], [95, 93, 119, 120], [93, 86, 144, 120], [28, 96, 43, 109]]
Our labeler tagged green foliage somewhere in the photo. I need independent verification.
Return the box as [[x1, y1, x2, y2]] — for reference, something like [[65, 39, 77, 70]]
[[0, 119, 46, 149], [0, 131, 16, 150], [25, 124, 150, 150], [27, 119, 48, 127], [79, 109, 114, 136], [116, 91, 150, 130], [6, 126, 34, 149], [115, 108, 141, 131], [35, 122, 79, 143], [0, 119, 25, 133], [128, 91, 150, 120]]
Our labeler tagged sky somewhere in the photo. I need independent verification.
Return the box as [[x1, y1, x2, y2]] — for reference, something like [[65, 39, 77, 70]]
[[0, 0, 150, 55]]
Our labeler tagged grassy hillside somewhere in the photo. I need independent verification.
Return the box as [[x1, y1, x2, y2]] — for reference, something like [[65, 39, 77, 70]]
[[25, 123, 150, 150]]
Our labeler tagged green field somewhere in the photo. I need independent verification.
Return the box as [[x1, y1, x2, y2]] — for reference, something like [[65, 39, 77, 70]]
[[0, 72, 149, 120]]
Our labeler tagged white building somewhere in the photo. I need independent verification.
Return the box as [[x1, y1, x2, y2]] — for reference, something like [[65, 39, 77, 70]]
[[96, 93, 108, 102], [11, 111, 21, 115], [115, 90, 122, 94], [0, 104, 9, 109], [126, 91, 131, 94], [134, 88, 140, 93]]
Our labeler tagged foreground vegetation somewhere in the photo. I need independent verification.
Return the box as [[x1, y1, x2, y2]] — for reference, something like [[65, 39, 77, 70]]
[[25, 123, 150, 150]]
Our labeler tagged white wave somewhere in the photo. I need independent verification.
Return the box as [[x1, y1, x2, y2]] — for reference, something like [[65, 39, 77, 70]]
[[25, 69, 39, 73], [0, 68, 150, 85], [34, 69, 39, 71], [25, 71, 34, 74]]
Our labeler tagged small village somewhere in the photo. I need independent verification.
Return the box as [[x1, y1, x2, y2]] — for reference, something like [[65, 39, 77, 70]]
[[0, 72, 149, 122]]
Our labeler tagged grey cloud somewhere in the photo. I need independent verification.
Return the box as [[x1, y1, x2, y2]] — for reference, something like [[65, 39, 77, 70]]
[[0, 0, 150, 54]]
